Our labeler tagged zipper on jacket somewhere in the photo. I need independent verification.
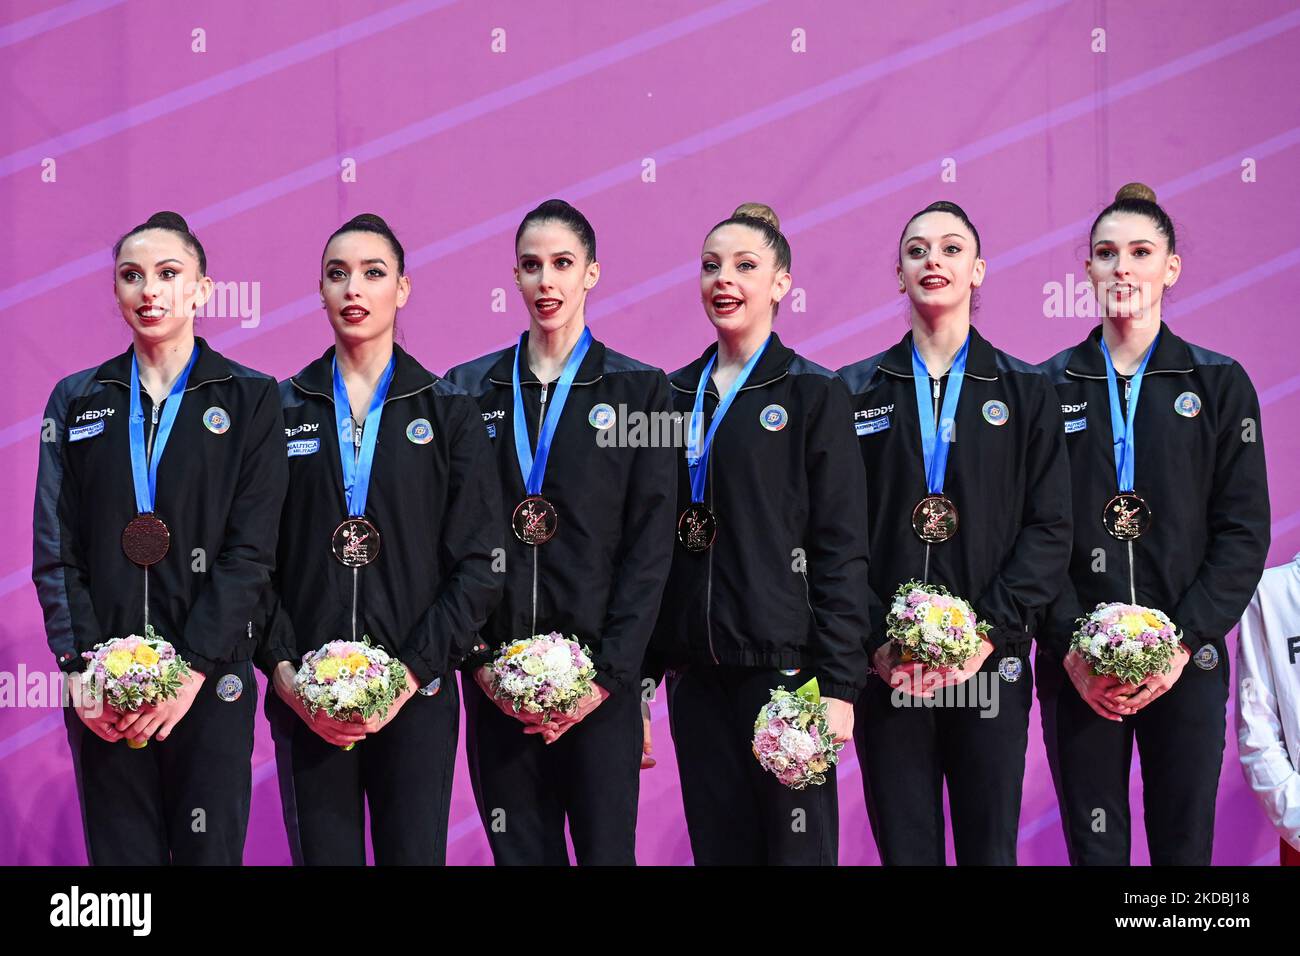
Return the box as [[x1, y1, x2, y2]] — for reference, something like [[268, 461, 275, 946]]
[[530, 383, 549, 637], [705, 449, 718, 665], [351, 415, 362, 644], [922, 377, 940, 585], [141, 401, 161, 632], [1126, 540, 1136, 605]]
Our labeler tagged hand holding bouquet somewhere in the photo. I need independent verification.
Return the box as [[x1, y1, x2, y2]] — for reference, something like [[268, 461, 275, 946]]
[[886, 581, 991, 669], [487, 632, 597, 722], [80, 626, 191, 748], [752, 678, 841, 790], [1071, 602, 1181, 686], [294, 638, 409, 750]]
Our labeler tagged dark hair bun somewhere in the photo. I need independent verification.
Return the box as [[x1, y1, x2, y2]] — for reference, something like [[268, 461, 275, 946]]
[[1114, 182, 1157, 204], [733, 202, 780, 232], [144, 210, 191, 233], [345, 212, 391, 231]]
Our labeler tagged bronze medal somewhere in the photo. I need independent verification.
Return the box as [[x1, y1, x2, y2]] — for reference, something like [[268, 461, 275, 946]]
[[677, 503, 717, 553], [1103, 492, 1151, 540], [121, 513, 171, 567], [912, 494, 958, 543], [512, 495, 557, 546], [332, 517, 381, 566]]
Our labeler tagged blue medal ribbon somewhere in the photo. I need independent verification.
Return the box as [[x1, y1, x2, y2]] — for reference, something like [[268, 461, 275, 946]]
[[1099, 332, 1159, 493], [686, 335, 771, 504], [910, 335, 970, 496], [128, 346, 199, 514], [512, 327, 593, 495], [332, 354, 396, 517]]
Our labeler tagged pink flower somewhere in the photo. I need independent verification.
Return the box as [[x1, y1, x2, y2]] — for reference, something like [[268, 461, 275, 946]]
[[754, 732, 779, 755], [766, 717, 788, 737]]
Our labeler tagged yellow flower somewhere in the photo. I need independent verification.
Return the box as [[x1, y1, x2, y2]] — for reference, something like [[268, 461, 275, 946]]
[[344, 653, 369, 673], [925, 606, 944, 627], [809, 757, 828, 773], [1120, 613, 1148, 636], [505, 644, 526, 658], [105, 649, 133, 678], [949, 608, 967, 628], [315, 658, 342, 680], [1141, 611, 1164, 629], [133, 644, 159, 667]]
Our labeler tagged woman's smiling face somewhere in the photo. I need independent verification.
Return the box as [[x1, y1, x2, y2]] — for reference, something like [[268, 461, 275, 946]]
[[700, 222, 790, 333], [114, 229, 211, 343]]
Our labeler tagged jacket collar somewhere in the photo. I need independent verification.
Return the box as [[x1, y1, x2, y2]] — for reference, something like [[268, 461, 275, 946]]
[[876, 324, 1000, 380], [485, 329, 609, 387], [1065, 322, 1195, 379], [292, 342, 437, 401], [669, 331, 796, 396], [95, 336, 233, 391]]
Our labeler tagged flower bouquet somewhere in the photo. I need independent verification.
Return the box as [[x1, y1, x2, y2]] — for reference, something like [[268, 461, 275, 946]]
[[487, 632, 597, 721], [1071, 602, 1181, 685], [752, 678, 841, 790], [80, 625, 191, 748], [294, 638, 409, 750], [885, 580, 991, 669]]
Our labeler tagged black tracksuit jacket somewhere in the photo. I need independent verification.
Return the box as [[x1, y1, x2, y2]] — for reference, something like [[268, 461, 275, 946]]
[[255, 344, 504, 687], [33, 338, 288, 675], [1037, 323, 1270, 662], [444, 332, 677, 696], [649, 332, 873, 704], [837, 326, 1073, 658]]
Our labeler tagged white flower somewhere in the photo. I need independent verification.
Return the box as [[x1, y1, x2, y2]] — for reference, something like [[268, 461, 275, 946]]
[[781, 729, 816, 762], [542, 645, 572, 674]]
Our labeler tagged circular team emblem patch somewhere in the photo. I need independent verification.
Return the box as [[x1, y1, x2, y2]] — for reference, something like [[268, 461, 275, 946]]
[[215, 674, 243, 702], [760, 404, 788, 431], [203, 407, 230, 434], [998, 657, 1023, 683], [1193, 644, 1219, 671], [982, 400, 1009, 426], [1174, 392, 1202, 418], [406, 418, 433, 444], [588, 403, 616, 430], [417, 676, 442, 696]]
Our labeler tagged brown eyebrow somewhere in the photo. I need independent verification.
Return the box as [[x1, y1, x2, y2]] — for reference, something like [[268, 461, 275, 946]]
[[117, 259, 185, 270], [1092, 239, 1156, 247], [903, 234, 967, 245], [324, 258, 389, 268], [518, 251, 577, 259], [702, 250, 761, 257]]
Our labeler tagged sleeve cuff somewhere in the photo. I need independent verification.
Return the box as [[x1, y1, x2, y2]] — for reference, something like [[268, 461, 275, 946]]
[[179, 648, 218, 678], [817, 680, 859, 705], [399, 653, 438, 689], [592, 662, 629, 696]]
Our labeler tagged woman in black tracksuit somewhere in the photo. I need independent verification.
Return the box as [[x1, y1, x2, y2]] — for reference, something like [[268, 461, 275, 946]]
[[648, 203, 872, 866], [446, 200, 677, 866], [257, 214, 504, 865], [837, 201, 1072, 865], [1036, 184, 1270, 865], [32, 211, 288, 864]]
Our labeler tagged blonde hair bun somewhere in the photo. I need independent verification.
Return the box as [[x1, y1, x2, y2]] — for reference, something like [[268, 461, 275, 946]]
[[732, 202, 780, 232], [1114, 182, 1157, 204]]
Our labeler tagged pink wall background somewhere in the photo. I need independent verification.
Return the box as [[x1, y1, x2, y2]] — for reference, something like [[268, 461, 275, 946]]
[[2, 0, 1297, 864]]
